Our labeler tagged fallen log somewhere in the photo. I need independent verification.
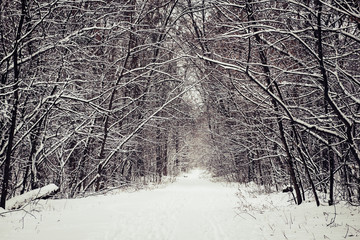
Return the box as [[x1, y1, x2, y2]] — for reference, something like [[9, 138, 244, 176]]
[[6, 184, 59, 210]]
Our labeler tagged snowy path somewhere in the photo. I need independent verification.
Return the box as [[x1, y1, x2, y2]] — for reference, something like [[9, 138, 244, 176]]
[[1, 169, 260, 240], [3, 169, 359, 240]]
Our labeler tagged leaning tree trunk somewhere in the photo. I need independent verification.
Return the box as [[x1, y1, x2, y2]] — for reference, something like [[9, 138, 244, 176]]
[[245, 0, 302, 204]]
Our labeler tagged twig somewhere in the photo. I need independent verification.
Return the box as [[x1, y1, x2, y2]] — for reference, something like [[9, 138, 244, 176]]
[[345, 224, 349, 238], [236, 210, 257, 220], [282, 231, 289, 240], [326, 203, 336, 226], [347, 224, 360, 233], [245, 211, 257, 220], [0, 207, 36, 218]]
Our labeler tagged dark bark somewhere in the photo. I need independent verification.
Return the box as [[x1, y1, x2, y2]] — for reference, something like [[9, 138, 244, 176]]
[[294, 128, 320, 206], [0, 0, 26, 209], [20, 122, 42, 194], [314, 0, 336, 205], [245, 0, 302, 205]]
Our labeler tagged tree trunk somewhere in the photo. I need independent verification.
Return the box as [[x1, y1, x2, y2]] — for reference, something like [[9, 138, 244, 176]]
[[0, 0, 26, 209], [314, 0, 336, 205], [245, 0, 302, 204]]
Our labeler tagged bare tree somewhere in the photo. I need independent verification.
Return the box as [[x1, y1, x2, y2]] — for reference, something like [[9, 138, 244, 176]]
[[192, 0, 359, 205]]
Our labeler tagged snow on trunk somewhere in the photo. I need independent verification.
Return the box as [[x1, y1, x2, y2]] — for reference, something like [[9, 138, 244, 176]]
[[5, 184, 59, 210]]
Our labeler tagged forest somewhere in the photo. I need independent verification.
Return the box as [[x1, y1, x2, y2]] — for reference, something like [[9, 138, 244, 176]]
[[1, 0, 359, 209]]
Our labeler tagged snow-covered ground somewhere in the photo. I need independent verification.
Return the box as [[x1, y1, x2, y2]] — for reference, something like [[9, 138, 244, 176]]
[[236, 182, 360, 239], [1, 169, 359, 240]]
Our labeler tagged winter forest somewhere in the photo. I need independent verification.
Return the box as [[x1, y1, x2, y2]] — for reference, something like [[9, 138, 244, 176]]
[[1, 0, 360, 239]]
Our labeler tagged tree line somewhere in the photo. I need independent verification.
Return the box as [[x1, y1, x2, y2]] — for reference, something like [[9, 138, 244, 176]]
[[195, 0, 360, 206], [0, 0, 199, 208], [1, 0, 359, 208]]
